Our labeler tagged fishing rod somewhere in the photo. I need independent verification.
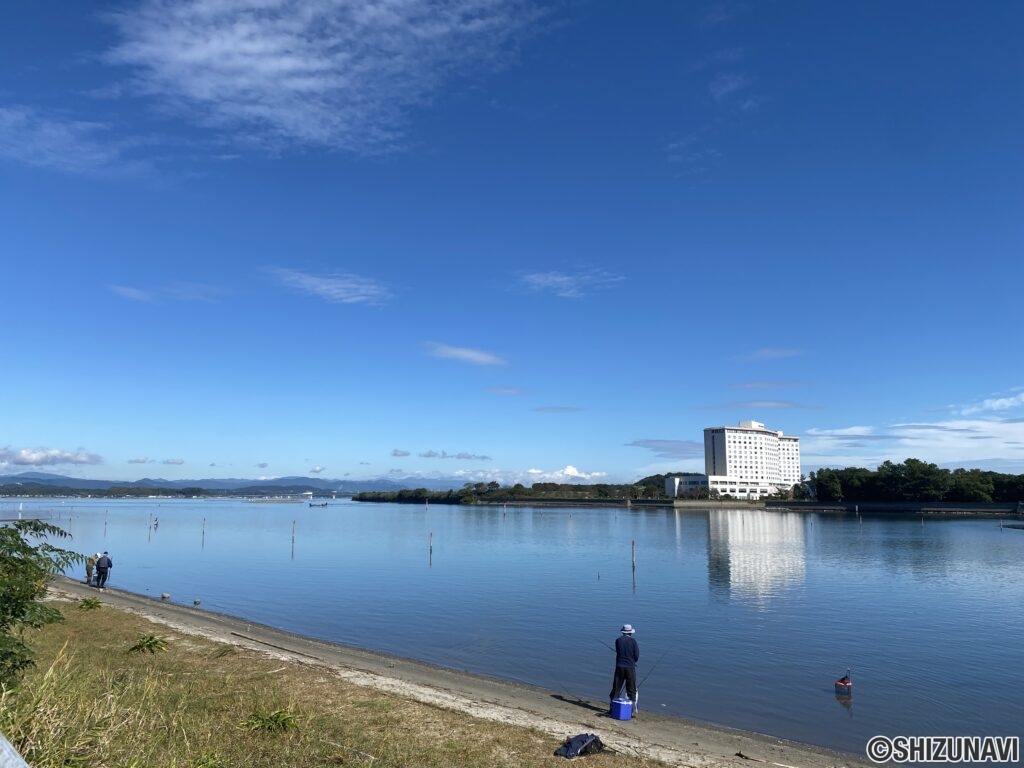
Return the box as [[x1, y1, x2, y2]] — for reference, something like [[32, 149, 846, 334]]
[[637, 649, 669, 690], [633, 649, 669, 713]]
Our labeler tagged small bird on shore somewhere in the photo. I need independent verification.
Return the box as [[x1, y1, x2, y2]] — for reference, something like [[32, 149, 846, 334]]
[[161, 592, 170, 600], [193, 599, 201, 606]]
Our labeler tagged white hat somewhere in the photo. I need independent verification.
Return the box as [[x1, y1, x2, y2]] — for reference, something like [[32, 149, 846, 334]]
[[620, 624, 635, 634]]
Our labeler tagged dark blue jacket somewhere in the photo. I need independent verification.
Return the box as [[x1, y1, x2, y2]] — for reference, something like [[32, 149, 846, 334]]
[[614, 635, 639, 668], [96, 555, 113, 571]]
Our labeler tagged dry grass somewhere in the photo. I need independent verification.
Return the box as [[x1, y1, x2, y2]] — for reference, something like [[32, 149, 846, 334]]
[[1, 599, 661, 768]]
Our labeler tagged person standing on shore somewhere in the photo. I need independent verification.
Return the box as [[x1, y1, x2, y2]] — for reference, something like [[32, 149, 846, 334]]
[[85, 552, 99, 585], [609, 623, 639, 715], [95, 551, 113, 590]]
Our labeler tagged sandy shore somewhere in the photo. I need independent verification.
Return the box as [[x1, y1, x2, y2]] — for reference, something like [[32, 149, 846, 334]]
[[52, 578, 866, 768]]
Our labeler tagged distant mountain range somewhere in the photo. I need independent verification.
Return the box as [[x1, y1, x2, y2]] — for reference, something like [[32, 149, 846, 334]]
[[0, 471, 465, 494]]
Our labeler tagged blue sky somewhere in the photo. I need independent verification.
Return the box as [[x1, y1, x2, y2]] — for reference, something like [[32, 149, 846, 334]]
[[2, 0, 1023, 485]]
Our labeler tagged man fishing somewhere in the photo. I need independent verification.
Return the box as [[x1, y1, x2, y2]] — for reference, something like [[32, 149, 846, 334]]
[[609, 623, 639, 716], [95, 551, 113, 590]]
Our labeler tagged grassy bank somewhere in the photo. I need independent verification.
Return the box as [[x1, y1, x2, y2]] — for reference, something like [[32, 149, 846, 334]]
[[1, 594, 658, 768]]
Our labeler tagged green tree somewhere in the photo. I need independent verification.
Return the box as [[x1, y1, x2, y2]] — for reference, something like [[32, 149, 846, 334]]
[[946, 469, 994, 502], [833, 467, 878, 501], [0, 520, 82, 685], [876, 458, 951, 501], [812, 468, 843, 502]]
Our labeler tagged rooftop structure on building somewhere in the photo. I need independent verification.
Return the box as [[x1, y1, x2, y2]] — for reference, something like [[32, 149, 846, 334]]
[[665, 420, 801, 500]]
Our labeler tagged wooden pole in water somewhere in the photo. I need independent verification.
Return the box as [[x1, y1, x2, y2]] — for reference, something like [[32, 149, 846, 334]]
[[632, 540, 636, 571], [429, 531, 433, 553]]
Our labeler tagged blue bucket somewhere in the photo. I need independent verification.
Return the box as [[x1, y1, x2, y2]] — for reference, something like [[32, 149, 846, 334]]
[[610, 698, 633, 720]]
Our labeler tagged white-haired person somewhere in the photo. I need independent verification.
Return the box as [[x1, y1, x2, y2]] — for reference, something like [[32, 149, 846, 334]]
[[95, 551, 113, 590]]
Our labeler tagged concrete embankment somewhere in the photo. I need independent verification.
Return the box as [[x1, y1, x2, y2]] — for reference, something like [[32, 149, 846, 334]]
[[765, 501, 1022, 516], [51, 577, 866, 768]]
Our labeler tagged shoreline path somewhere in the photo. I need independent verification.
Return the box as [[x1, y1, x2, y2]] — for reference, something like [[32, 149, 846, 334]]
[[52, 578, 865, 768]]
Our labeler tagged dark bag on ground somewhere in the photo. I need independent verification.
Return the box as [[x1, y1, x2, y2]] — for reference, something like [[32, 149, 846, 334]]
[[554, 733, 604, 759]]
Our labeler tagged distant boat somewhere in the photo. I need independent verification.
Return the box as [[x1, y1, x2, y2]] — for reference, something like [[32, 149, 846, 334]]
[[309, 502, 328, 507]]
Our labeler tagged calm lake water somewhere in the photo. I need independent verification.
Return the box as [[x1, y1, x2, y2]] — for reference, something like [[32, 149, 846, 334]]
[[10, 497, 1024, 756]]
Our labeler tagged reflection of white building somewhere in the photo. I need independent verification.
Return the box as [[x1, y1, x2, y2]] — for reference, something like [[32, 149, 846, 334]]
[[707, 508, 806, 602], [665, 420, 801, 500]]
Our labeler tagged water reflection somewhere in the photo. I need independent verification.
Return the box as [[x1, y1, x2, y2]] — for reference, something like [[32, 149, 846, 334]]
[[834, 694, 853, 716], [707, 509, 806, 603]]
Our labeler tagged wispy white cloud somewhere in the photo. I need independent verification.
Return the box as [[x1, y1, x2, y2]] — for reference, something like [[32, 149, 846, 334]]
[[627, 439, 704, 459], [111, 285, 156, 302], [425, 342, 505, 366], [419, 450, 492, 461], [104, 0, 545, 154], [270, 267, 391, 305], [391, 449, 411, 457], [128, 457, 153, 464], [663, 126, 723, 178], [700, 1, 742, 29], [665, 140, 721, 172], [166, 281, 225, 302], [310, 465, 325, 473], [0, 447, 103, 467], [485, 386, 524, 396], [519, 268, 624, 298], [712, 399, 798, 411], [0, 104, 144, 175], [111, 282, 224, 303], [961, 389, 1024, 416], [708, 72, 750, 102], [806, 426, 876, 438], [802, 419, 1024, 470], [732, 380, 799, 390], [162, 458, 185, 465]]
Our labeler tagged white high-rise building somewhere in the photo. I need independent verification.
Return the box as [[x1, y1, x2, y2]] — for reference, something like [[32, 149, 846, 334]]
[[704, 420, 802, 490], [665, 420, 801, 500]]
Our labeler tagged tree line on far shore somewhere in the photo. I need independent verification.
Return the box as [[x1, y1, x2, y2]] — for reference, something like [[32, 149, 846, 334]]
[[810, 459, 1024, 503], [351, 478, 668, 505], [354, 460, 1024, 505]]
